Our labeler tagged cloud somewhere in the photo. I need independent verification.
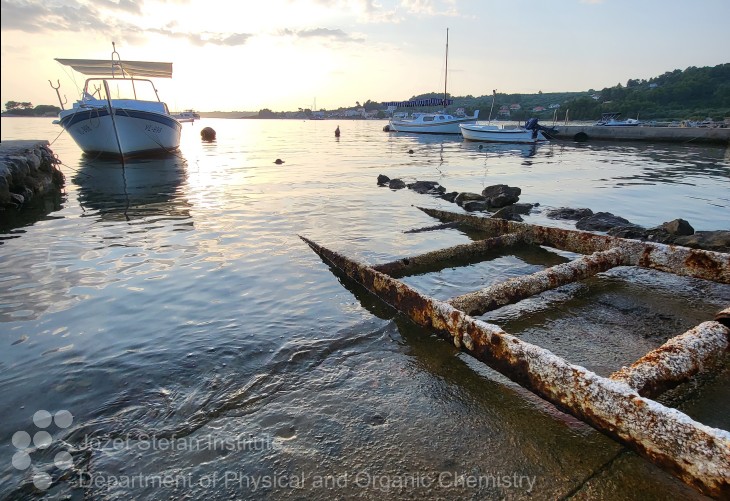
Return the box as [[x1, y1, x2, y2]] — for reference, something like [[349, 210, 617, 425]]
[[0, 0, 252, 46], [280, 27, 364, 43]]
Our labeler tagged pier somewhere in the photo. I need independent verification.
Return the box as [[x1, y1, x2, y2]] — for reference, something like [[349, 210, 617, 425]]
[[549, 125, 730, 145]]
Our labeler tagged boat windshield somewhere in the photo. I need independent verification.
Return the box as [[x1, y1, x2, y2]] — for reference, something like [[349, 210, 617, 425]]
[[83, 78, 161, 102]]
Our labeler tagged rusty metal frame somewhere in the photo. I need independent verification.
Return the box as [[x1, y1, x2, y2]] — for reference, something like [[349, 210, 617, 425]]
[[300, 208, 730, 498]]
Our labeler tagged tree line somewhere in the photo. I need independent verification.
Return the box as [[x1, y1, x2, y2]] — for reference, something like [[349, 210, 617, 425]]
[[2, 101, 61, 117]]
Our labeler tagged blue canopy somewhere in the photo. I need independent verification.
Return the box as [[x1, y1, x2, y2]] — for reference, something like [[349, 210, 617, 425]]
[[383, 98, 453, 108]]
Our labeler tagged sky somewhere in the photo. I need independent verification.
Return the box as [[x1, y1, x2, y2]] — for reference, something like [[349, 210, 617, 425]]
[[1, 0, 729, 113]]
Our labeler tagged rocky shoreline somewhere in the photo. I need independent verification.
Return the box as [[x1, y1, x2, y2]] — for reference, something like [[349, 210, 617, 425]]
[[0, 140, 64, 213], [377, 174, 730, 253]]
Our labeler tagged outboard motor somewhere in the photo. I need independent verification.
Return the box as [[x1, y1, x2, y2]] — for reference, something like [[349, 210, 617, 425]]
[[524, 117, 557, 139], [524, 118, 540, 139]]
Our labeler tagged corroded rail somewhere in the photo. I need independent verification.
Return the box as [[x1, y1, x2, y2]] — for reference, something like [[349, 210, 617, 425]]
[[301, 216, 730, 497], [610, 321, 729, 398], [418, 207, 730, 284]]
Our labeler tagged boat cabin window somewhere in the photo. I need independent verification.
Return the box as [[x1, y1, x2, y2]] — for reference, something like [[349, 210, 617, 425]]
[[423, 116, 435, 122]]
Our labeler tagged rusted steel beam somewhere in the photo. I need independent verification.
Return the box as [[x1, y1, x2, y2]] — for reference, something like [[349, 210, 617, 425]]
[[300, 236, 730, 498], [418, 207, 730, 283], [373, 232, 525, 278], [610, 320, 730, 398], [448, 247, 631, 316], [403, 222, 460, 234]]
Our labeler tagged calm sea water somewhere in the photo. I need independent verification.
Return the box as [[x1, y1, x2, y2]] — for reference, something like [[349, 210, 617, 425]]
[[1, 117, 729, 500]]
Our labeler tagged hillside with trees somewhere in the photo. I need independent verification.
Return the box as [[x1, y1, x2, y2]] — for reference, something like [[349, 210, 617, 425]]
[[405, 63, 730, 122]]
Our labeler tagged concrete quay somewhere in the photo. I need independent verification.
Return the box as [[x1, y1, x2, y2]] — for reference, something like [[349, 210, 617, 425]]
[[0, 140, 64, 209], [549, 125, 730, 145]]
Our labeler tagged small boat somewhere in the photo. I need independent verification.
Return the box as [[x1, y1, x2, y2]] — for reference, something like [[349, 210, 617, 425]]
[[172, 109, 200, 123], [460, 118, 550, 144], [52, 43, 182, 158], [595, 112, 642, 126], [388, 109, 480, 134]]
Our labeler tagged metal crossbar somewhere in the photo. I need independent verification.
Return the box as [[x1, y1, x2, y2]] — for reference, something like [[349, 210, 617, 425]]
[[301, 208, 730, 498]]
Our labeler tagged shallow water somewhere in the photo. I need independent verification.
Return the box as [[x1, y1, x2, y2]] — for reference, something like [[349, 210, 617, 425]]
[[1, 117, 729, 500]]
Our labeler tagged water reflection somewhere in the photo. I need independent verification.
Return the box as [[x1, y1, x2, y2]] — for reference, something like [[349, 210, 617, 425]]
[[73, 154, 191, 221], [462, 140, 540, 158]]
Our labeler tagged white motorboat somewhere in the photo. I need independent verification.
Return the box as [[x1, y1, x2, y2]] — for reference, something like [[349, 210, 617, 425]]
[[172, 109, 200, 123], [389, 109, 480, 134], [460, 121, 548, 144], [595, 112, 642, 126], [53, 43, 182, 158]]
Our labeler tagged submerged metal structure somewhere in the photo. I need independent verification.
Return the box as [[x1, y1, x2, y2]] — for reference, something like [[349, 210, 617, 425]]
[[301, 208, 730, 498]]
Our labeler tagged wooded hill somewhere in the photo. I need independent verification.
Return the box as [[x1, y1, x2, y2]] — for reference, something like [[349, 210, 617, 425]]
[[389, 63, 730, 122]]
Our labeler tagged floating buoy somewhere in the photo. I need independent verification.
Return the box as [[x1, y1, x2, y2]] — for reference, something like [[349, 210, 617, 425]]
[[274, 159, 284, 164], [335, 126, 340, 138], [201, 127, 216, 141], [408, 149, 414, 154]]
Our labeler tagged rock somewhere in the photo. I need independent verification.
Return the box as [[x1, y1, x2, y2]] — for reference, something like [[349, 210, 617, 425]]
[[388, 178, 406, 190], [673, 231, 730, 253], [509, 203, 534, 215], [441, 192, 458, 203], [9, 192, 24, 205], [454, 192, 485, 207], [462, 200, 488, 212], [661, 218, 694, 236], [491, 206, 524, 221], [377, 174, 390, 186], [482, 184, 521, 208], [546, 207, 594, 220], [576, 212, 632, 231], [407, 180, 443, 194], [607, 225, 648, 239]]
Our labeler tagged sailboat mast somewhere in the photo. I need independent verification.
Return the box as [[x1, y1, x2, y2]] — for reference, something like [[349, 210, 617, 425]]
[[443, 28, 449, 107]]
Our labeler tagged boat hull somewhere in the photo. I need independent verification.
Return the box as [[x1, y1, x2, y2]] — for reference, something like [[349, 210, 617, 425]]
[[389, 116, 479, 134], [59, 107, 182, 157], [460, 124, 547, 144]]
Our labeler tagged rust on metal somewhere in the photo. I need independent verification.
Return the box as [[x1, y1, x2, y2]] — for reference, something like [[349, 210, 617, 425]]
[[418, 207, 730, 283], [716, 306, 730, 328], [374, 232, 525, 278], [447, 247, 631, 316], [610, 321, 730, 398], [301, 235, 730, 497]]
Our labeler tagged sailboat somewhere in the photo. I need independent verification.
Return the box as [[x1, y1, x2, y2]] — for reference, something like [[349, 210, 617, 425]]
[[386, 29, 479, 134]]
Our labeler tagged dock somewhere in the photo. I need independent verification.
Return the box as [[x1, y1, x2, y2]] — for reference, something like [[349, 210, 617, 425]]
[[549, 125, 730, 145]]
